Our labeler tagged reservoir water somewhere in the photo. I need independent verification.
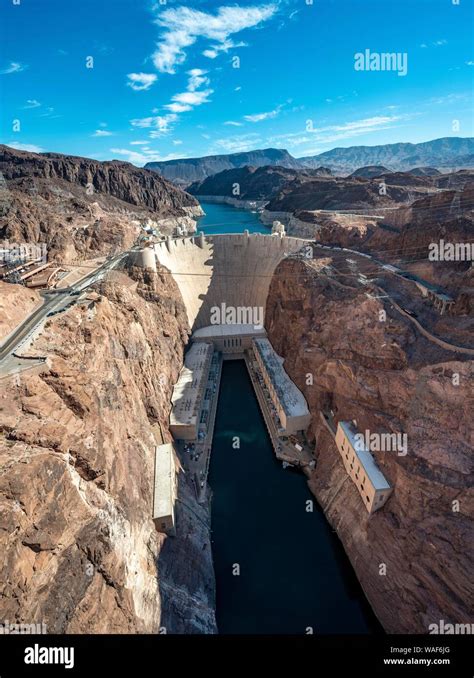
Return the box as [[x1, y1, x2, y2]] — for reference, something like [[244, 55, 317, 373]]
[[209, 360, 382, 634], [197, 200, 269, 234]]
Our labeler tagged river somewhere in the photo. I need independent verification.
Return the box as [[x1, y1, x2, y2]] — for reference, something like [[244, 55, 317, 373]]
[[208, 360, 382, 634]]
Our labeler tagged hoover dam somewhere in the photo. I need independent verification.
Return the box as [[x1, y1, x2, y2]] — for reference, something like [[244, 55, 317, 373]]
[[153, 231, 308, 330]]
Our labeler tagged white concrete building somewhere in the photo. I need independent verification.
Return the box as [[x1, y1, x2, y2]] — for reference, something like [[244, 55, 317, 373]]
[[153, 443, 177, 536], [335, 421, 392, 514], [192, 324, 266, 356], [170, 342, 213, 440], [252, 337, 311, 434]]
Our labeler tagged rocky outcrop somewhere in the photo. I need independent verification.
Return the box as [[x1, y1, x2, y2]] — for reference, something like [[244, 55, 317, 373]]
[[265, 255, 473, 633], [0, 268, 216, 633], [0, 145, 200, 261], [0, 282, 41, 339]]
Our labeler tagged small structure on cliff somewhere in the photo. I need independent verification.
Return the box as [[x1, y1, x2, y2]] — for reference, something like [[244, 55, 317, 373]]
[[153, 443, 177, 536], [335, 421, 392, 514]]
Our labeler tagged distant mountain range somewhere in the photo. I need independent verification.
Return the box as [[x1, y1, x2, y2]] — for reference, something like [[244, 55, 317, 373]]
[[299, 137, 474, 174], [145, 137, 474, 183], [145, 148, 301, 185]]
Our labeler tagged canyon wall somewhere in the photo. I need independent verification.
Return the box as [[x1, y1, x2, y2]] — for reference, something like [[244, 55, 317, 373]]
[[0, 267, 216, 633], [0, 145, 202, 262], [265, 255, 473, 633]]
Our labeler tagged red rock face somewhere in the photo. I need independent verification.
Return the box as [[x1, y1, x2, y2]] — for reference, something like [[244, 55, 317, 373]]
[[0, 268, 216, 633], [0, 144, 199, 261], [266, 257, 473, 633]]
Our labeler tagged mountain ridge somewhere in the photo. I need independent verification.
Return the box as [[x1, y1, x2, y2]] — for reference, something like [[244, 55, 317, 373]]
[[145, 137, 474, 183]]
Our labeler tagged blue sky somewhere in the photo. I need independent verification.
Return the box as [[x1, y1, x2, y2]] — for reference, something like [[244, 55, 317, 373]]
[[0, 0, 472, 165]]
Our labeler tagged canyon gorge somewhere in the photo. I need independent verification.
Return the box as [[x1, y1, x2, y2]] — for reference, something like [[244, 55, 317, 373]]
[[0, 144, 472, 635]]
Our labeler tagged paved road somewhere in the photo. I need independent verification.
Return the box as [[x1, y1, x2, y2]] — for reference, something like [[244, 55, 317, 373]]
[[0, 252, 128, 370]]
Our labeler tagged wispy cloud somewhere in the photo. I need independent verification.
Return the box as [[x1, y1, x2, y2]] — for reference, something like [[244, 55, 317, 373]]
[[23, 99, 41, 109], [132, 69, 213, 136], [92, 129, 114, 137], [211, 132, 262, 154], [6, 141, 43, 153], [127, 72, 158, 91], [244, 104, 283, 123], [130, 140, 149, 145], [224, 121, 243, 127], [0, 61, 27, 75], [420, 39, 447, 48], [268, 114, 413, 154], [151, 4, 277, 73], [110, 147, 186, 165]]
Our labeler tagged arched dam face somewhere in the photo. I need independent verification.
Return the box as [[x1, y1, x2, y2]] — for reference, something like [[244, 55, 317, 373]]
[[154, 233, 308, 330]]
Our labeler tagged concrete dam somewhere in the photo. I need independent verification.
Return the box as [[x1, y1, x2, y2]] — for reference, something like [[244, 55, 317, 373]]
[[153, 232, 308, 330]]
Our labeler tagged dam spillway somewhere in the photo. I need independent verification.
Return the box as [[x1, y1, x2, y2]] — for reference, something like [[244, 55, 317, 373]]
[[154, 232, 308, 330]]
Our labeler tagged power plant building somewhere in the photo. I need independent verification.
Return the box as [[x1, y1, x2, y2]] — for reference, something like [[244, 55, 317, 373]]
[[170, 342, 213, 440], [252, 337, 311, 434], [335, 421, 392, 514]]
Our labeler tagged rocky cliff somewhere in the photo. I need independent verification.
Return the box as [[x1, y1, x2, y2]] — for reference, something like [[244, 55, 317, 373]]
[[0, 266, 216, 633], [0, 145, 201, 262], [265, 254, 473, 633]]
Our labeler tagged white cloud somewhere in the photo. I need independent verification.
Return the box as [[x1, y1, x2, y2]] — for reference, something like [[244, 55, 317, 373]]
[[24, 99, 41, 109], [224, 121, 243, 126], [92, 129, 114, 137], [244, 104, 283, 122], [420, 39, 447, 48], [131, 113, 177, 135], [211, 132, 262, 153], [267, 114, 415, 155], [169, 90, 213, 107], [187, 68, 210, 91], [235, 86, 242, 91], [135, 69, 213, 132], [203, 39, 247, 59], [0, 61, 27, 75], [110, 147, 186, 166], [152, 4, 277, 73], [6, 141, 43, 153], [466, 60, 474, 66], [127, 72, 158, 91], [173, 139, 183, 145], [130, 140, 149, 145]]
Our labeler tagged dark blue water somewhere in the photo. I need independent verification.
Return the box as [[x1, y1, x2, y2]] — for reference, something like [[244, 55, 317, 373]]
[[197, 201, 269, 234], [209, 360, 382, 634]]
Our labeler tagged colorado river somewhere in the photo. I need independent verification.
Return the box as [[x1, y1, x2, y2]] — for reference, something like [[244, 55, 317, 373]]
[[209, 360, 382, 634]]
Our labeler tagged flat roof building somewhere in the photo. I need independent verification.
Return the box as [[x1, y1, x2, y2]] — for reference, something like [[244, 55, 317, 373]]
[[335, 421, 392, 514], [170, 342, 213, 440], [192, 324, 266, 355], [153, 443, 177, 536], [252, 337, 311, 434]]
